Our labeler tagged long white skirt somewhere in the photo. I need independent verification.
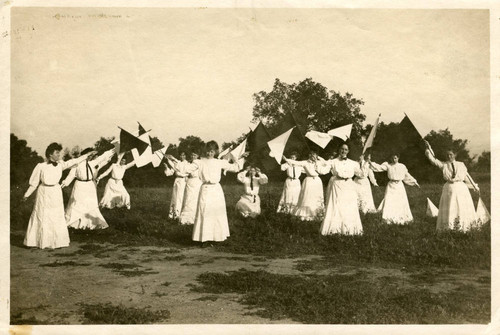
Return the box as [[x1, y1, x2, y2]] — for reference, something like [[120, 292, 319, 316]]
[[169, 177, 186, 219], [277, 178, 301, 213], [236, 194, 261, 218], [192, 183, 230, 242], [293, 176, 325, 221], [66, 180, 108, 230], [99, 179, 130, 209], [324, 177, 334, 208], [179, 177, 202, 225], [377, 181, 413, 224], [354, 177, 377, 214], [321, 179, 363, 235], [24, 185, 70, 249], [436, 181, 478, 231]]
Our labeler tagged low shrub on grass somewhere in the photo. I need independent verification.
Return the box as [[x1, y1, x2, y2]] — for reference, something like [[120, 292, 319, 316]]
[[193, 269, 490, 324]]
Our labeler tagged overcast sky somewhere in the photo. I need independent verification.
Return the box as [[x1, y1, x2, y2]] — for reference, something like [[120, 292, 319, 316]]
[[11, 8, 490, 157]]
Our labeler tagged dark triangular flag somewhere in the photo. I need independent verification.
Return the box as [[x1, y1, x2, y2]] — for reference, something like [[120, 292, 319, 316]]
[[119, 128, 149, 155], [247, 122, 271, 152], [274, 112, 310, 158], [398, 115, 425, 152], [138, 122, 147, 136]]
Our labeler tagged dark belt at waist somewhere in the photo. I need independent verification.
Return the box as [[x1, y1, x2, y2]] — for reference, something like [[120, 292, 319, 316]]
[[76, 178, 93, 182], [41, 183, 58, 187], [203, 182, 218, 185], [389, 180, 401, 183], [111, 177, 122, 181]]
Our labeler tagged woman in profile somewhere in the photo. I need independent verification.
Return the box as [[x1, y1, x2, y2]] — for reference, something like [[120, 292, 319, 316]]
[[165, 151, 190, 220], [179, 151, 203, 225], [22, 143, 96, 249], [277, 151, 303, 214]]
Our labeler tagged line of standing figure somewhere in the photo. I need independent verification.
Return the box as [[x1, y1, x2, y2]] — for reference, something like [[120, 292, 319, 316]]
[[21, 139, 485, 250]]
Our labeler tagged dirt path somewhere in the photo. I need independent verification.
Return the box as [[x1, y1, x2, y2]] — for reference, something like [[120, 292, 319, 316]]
[[10, 241, 314, 324], [10, 240, 489, 324]]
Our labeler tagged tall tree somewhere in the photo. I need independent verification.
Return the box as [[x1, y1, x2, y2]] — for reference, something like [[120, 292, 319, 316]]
[[10, 133, 44, 186], [252, 78, 366, 152]]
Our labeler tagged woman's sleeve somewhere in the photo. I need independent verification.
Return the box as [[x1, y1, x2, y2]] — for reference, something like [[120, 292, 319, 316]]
[[403, 168, 419, 187], [425, 149, 444, 169], [61, 167, 76, 187], [236, 171, 246, 184], [280, 163, 289, 171], [61, 154, 88, 170], [221, 159, 241, 173], [316, 161, 331, 175], [369, 161, 388, 172], [368, 169, 378, 186], [164, 166, 174, 177], [92, 149, 114, 167], [24, 164, 42, 198], [98, 166, 113, 179], [258, 173, 269, 185]]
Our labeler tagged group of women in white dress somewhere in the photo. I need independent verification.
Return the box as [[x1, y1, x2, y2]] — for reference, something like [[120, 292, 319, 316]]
[[22, 144, 135, 249], [22, 138, 485, 249]]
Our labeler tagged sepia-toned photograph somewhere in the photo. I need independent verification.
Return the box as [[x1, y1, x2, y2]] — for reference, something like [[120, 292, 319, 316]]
[[4, 2, 497, 333]]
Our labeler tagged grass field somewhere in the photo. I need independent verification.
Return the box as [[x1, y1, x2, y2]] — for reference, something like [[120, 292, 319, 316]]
[[10, 175, 491, 324]]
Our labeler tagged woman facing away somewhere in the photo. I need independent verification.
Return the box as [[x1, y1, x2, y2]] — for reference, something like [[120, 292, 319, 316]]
[[277, 151, 303, 214], [61, 147, 115, 230], [424, 140, 479, 231], [164, 151, 190, 220], [177, 152, 203, 225], [284, 150, 327, 221], [235, 164, 269, 218], [368, 153, 419, 224], [320, 143, 364, 235], [354, 152, 378, 214], [22, 143, 97, 249], [168, 141, 245, 244], [97, 153, 135, 210]]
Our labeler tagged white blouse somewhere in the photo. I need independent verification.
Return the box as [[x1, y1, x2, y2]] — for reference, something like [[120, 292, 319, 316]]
[[425, 149, 468, 183], [286, 159, 324, 177], [237, 171, 268, 196], [280, 163, 303, 179], [370, 161, 419, 186], [194, 158, 240, 184], [324, 158, 363, 180], [356, 160, 378, 185], [63, 150, 114, 184]]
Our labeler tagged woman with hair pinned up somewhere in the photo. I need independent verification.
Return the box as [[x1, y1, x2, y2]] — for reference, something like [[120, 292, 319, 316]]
[[277, 151, 303, 214], [424, 140, 479, 231], [164, 151, 190, 220], [368, 152, 419, 224], [97, 153, 135, 210], [178, 151, 203, 225], [22, 143, 97, 249]]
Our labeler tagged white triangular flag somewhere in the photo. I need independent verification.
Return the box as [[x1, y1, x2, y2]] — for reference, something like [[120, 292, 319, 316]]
[[363, 114, 381, 153], [151, 147, 167, 168], [476, 197, 490, 223], [305, 130, 332, 149], [327, 124, 352, 141], [268, 127, 295, 164], [219, 146, 232, 159], [229, 138, 247, 162], [426, 198, 439, 217], [131, 133, 153, 167]]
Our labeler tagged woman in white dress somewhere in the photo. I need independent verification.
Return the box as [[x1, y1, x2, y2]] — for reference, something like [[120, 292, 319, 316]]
[[320, 144, 364, 235], [368, 153, 419, 224], [354, 153, 378, 214], [164, 152, 190, 220], [277, 152, 303, 214], [178, 152, 203, 225], [22, 143, 97, 249], [61, 148, 115, 230], [284, 150, 327, 221], [235, 165, 269, 218], [97, 153, 135, 210], [168, 141, 243, 244], [423, 140, 479, 231]]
